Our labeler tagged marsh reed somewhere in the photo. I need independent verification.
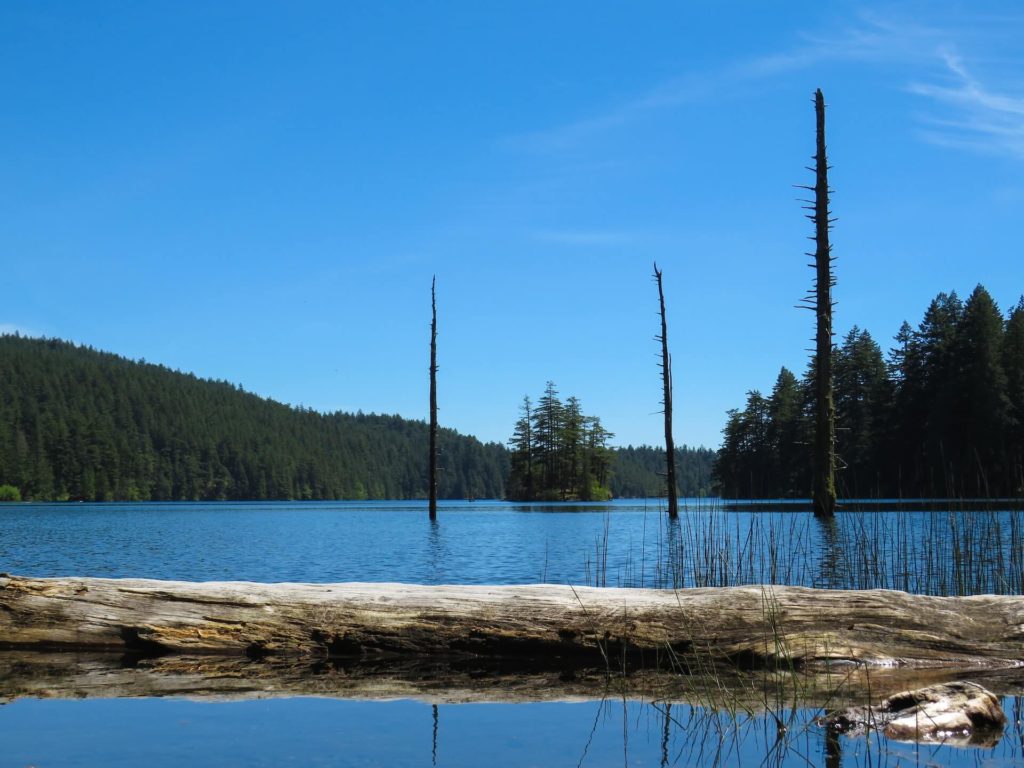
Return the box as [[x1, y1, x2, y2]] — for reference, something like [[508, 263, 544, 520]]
[[583, 499, 1023, 597]]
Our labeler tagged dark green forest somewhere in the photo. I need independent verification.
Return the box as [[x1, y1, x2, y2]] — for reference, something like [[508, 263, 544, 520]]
[[0, 336, 508, 501], [715, 285, 1024, 499], [610, 445, 716, 498], [0, 335, 711, 502]]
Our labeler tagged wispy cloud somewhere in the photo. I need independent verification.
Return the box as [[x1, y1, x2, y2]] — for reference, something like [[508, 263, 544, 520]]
[[504, 13, 912, 153], [507, 54, 809, 153], [820, 10, 1024, 159], [909, 49, 1024, 158], [800, 10, 944, 63], [507, 9, 1024, 161]]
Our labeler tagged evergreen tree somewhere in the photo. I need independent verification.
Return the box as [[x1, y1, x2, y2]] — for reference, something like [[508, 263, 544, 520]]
[[560, 396, 585, 499], [581, 416, 614, 499], [533, 381, 564, 496], [713, 390, 771, 498], [946, 286, 1009, 495], [714, 409, 745, 498], [892, 292, 962, 494], [834, 328, 890, 497], [716, 285, 1023, 499], [507, 396, 536, 500], [506, 384, 613, 501], [766, 367, 808, 497], [1003, 299, 1024, 492]]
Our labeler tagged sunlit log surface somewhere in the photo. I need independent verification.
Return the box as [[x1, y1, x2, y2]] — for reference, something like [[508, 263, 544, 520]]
[[1, 575, 1023, 669]]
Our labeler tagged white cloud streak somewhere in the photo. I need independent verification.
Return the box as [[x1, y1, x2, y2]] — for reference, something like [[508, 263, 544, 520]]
[[508, 9, 1024, 161], [909, 49, 1024, 158]]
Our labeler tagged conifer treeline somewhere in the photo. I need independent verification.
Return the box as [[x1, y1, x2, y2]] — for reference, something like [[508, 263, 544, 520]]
[[0, 336, 712, 502], [0, 336, 507, 501], [610, 445, 716, 498], [715, 285, 1024, 499]]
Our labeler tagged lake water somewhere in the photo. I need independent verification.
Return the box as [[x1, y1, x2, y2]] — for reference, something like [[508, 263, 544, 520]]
[[1, 498, 1021, 592], [3, 696, 1023, 768], [1, 499, 1022, 767]]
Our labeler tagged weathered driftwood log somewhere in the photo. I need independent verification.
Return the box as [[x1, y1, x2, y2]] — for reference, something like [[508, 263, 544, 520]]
[[822, 681, 1007, 746], [1, 575, 1023, 669]]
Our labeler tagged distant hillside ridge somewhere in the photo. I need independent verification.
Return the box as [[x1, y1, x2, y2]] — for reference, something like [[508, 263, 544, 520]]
[[0, 335, 508, 501], [609, 444, 717, 498]]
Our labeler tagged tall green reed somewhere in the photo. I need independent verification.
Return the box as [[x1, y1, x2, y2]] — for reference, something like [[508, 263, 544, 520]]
[[586, 499, 1023, 597]]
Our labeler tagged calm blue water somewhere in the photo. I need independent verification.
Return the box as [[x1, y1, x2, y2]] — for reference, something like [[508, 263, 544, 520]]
[[1, 499, 1020, 594], [2, 697, 1021, 768], [1, 499, 641, 584], [2, 500, 1021, 767]]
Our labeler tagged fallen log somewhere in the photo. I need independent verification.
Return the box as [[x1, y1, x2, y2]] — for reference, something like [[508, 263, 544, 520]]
[[1, 575, 1023, 669]]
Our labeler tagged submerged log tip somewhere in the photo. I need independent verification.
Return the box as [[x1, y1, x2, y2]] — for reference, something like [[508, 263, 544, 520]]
[[822, 681, 1007, 746]]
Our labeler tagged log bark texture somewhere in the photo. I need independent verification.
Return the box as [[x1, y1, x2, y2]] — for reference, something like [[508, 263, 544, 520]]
[[1, 575, 1023, 669]]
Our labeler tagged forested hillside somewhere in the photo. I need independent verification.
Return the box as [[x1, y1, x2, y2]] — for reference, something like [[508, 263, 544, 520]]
[[610, 445, 717, 498], [715, 285, 1024, 499], [0, 336, 724, 503], [0, 336, 508, 501]]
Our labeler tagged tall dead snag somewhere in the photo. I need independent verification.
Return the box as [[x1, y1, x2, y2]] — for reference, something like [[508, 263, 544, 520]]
[[800, 89, 837, 517], [653, 262, 678, 518], [429, 277, 438, 520]]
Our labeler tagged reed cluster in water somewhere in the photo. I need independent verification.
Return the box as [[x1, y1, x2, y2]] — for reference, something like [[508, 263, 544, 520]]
[[582, 500, 1023, 597]]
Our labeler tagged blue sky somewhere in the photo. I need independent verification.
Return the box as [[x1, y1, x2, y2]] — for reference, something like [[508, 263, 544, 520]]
[[2, 1, 1022, 449]]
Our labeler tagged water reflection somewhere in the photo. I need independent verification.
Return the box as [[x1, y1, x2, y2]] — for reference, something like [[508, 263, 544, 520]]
[[659, 702, 670, 768], [824, 725, 842, 768], [427, 518, 444, 584], [2, 652, 1022, 767], [0, 694, 1018, 767], [814, 515, 847, 590], [432, 703, 439, 767]]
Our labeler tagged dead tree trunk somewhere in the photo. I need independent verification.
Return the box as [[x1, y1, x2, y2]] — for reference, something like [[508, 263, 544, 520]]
[[429, 277, 439, 520], [653, 263, 678, 518], [804, 89, 837, 517]]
